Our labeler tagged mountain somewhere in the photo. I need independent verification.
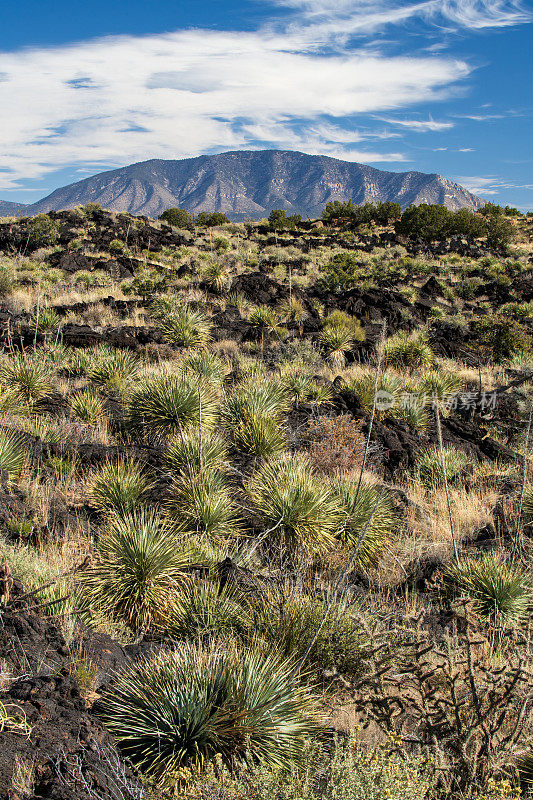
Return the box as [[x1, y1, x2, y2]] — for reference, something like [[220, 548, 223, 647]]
[[1, 150, 484, 220], [0, 200, 30, 217]]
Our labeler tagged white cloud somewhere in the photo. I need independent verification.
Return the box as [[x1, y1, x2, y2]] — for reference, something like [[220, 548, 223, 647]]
[[454, 175, 533, 194], [0, 27, 469, 189], [269, 0, 531, 39], [0, 0, 530, 191], [378, 116, 454, 131]]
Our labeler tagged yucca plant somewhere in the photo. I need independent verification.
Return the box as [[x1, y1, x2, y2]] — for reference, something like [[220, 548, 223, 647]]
[[223, 380, 289, 427], [414, 370, 462, 414], [332, 479, 397, 568], [227, 290, 249, 312], [24, 416, 63, 444], [168, 471, 240, 539], [384, 330, 433, 370], [89, 458, 153, 517], [88, 348, 140, 394], [98, 640, 318, 781], [0, 386, 26, 417], [248, 305, 279, 332], [69, 389, 106, 424], [0, 430, 27, 480], [157, 303, 212, 348], [233, 413, 287, 458], [319, 325, 354, 369], [281, 372, 314, 404], [445, 554, 533, 629], [0, 354, 52, 405], [395, 401, 430, 432], [305, 381, 334, 406], [165, 429, 229, 475], [61, 348, 93, 377], [522, 486, 533, 521], [181, 350, 226, 385], [416, 446, 469, 486], [202, 261, 230, 293], [127, 375, 219, 438], [30, 308, 61, 333], [81, 509, 191, 630], [345, 372, 403, 417], [246, 454, 343, 555], [278, 297, 306, 323], [37, 342, 69, 368]]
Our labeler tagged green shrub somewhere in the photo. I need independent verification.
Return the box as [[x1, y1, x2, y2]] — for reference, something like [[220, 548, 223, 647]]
[[196, 211, 230, 227], [476, 315, 530, 362], [159, 207, 194, 229], [122, 267, 167, 300], [383, 330, 433, 370], [319, 252, 362, 291], [98, 640, 318, 781], [251, 587, 364, 682], [166, 583, 250, 641], [184, 733, 431, 800], [108, 238, 124, 252], [27, 214, 59, 247]]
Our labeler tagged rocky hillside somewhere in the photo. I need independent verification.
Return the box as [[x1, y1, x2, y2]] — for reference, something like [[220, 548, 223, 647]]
[[1, 150, 484, 220]]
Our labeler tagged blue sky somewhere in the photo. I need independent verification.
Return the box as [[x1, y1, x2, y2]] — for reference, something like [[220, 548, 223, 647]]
[[1, 0, 532, 209]]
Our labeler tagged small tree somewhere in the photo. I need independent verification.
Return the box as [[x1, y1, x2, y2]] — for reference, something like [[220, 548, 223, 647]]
[[268, 209, 301, 230], [395, 204, 452, 242], [196, 211, 230, 227], [159, 207, 194, 229], [319, 252, 361, 291], [485, 215, 514, 250], [27, 214, 59, 247]]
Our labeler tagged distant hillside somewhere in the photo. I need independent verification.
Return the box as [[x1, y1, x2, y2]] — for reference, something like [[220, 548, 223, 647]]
[[0, 200, 30, 217], [1, 150, 484, 220]]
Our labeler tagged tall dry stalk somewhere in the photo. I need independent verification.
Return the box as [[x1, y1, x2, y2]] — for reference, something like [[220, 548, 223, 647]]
[[354, 320, 386, 502], [434, 401, 459, 565], [513, 399, 533, 560]]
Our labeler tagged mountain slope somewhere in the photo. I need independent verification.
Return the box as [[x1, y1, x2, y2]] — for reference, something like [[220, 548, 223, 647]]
[[2, 150, 484, 220], [0, 200, 30, 217]]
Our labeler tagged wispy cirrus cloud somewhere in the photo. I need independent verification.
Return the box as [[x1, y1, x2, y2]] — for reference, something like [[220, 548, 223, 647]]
[[377, 116, 454, 131], [454, 175, 533, 194]]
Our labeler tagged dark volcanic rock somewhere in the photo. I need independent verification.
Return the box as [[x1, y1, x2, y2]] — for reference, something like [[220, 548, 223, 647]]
[[0, 674, 143, 800]]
